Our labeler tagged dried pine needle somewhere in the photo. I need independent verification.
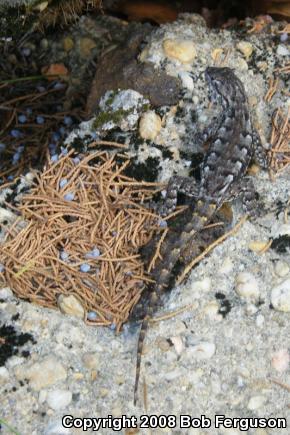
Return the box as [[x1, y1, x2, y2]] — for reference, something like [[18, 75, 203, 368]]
[[0, 150, 160, 331]]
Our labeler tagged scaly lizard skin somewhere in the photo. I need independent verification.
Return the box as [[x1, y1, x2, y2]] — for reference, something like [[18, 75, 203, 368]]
[[133, 66, 264, 404]]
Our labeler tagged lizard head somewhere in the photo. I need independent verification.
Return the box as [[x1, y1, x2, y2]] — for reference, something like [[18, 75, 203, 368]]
[[205, 67, 245, 107]]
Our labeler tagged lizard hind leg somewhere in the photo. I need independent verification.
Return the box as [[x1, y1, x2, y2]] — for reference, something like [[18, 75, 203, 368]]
[[252, 129, 270, 169], [231, 176, 260, 218]]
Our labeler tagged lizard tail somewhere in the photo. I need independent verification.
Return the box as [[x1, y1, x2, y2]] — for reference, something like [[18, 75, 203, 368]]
[[134, 288, 159, 405], [133, 314, 150, 405]]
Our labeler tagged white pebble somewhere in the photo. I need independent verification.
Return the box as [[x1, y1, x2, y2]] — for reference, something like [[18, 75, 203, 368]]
[[38, 390, 47, 404], [44, 420, 71, 435], [178, 71, 194, 91], [271, 349, 290, 372], [187, 341, 216, 360], [277, 44, 289, 56], [271, 278, 290, 312], [14, 356, 67, 391], [0, 366, 9, 383], [256, 314, 264, 327], [82, 352, 99, 370], [139, 111, 162, 141], [235, 272, 260, 302], [245, 303, 258, 315], [247, 395, 266, 410], [275, 261, 289, 278], [191, 277, 212, 294], [0, 287, 14, 300], [236, 41, 254, 59], [170, 336, 184, 355], [274, 223, 290, 237], [203, 301, 220, 319], [163, 38, 196, 63], [46, 389, 72, 410], [219, 257, 233, 274], [57, 294, 85, 318]]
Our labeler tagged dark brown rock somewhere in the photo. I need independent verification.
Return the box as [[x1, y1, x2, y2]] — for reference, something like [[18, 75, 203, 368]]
[[86, 27, 181, 114]]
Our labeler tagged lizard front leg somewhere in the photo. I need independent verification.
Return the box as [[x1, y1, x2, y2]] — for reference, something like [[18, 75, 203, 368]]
[[157, 175, 199, 217]]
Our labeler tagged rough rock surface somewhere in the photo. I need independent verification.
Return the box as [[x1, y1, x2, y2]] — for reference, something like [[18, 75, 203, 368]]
[[1, 13, 290, 435]]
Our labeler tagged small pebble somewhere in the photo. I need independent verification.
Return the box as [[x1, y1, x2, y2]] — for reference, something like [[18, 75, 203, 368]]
[[219, 257, 233, 274], [10, 129, 22, 138], [80, 37, 97, 57], [82, 352, 99, 369], [156, 337, 170, 352], [44, 420, 71, 435], [60, 251, 69, 261], [63, 116, 73, 126], [85, 248, 100, 259], [53, 82, 66, 90], [248, 240, 269, 253], [46, 389, 72, 411], [236, 41, 254, 59], [60, 146, 68, 155], [48, 143, 56, 152], [158, 219, 168, 228], [63, 192, 74, 201], [163, 38, 196, 63], [40, 38, 48, 49], [22, 47, 31, 57], [190, 277, 212, 294], [52, 132, 61, 142], [203, 301, 221, 320], [274, 261, 289, 278], [187, 341, 216, 360], [73, 157, 80, 164], [178, 71, 194, 91], [271, 349, 290, 372], [63, 37, 74, 52], [235, 272, 260, 302], [277, 44, 289, 56], [0, 287, 13, 300], [36, 115, 45, 124], [80, 263, 90, 273], [139, 111, 162, 141], [37, 85, 46, 93], [247, 395, 266, 410], [57, 294, 84, 318], [14, 356, 67, 390], [59, 179, 68, 189], [271, 278, 290, 312], [12, 152, 21, 164], [87, 311, 98, 321], [18, 114, 27, 123], [51, 154, 58, 163], [0, 366, 10, 383], [170, 336, 183, 355], [256, 314, 264, 327], [280, 33, 288, 43]]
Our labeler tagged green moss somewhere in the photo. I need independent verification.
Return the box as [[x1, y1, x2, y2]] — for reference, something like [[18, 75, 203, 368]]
[[142, 103, 151, 112], [92, 108, 132, 130], [105, 90, 118, 107]]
